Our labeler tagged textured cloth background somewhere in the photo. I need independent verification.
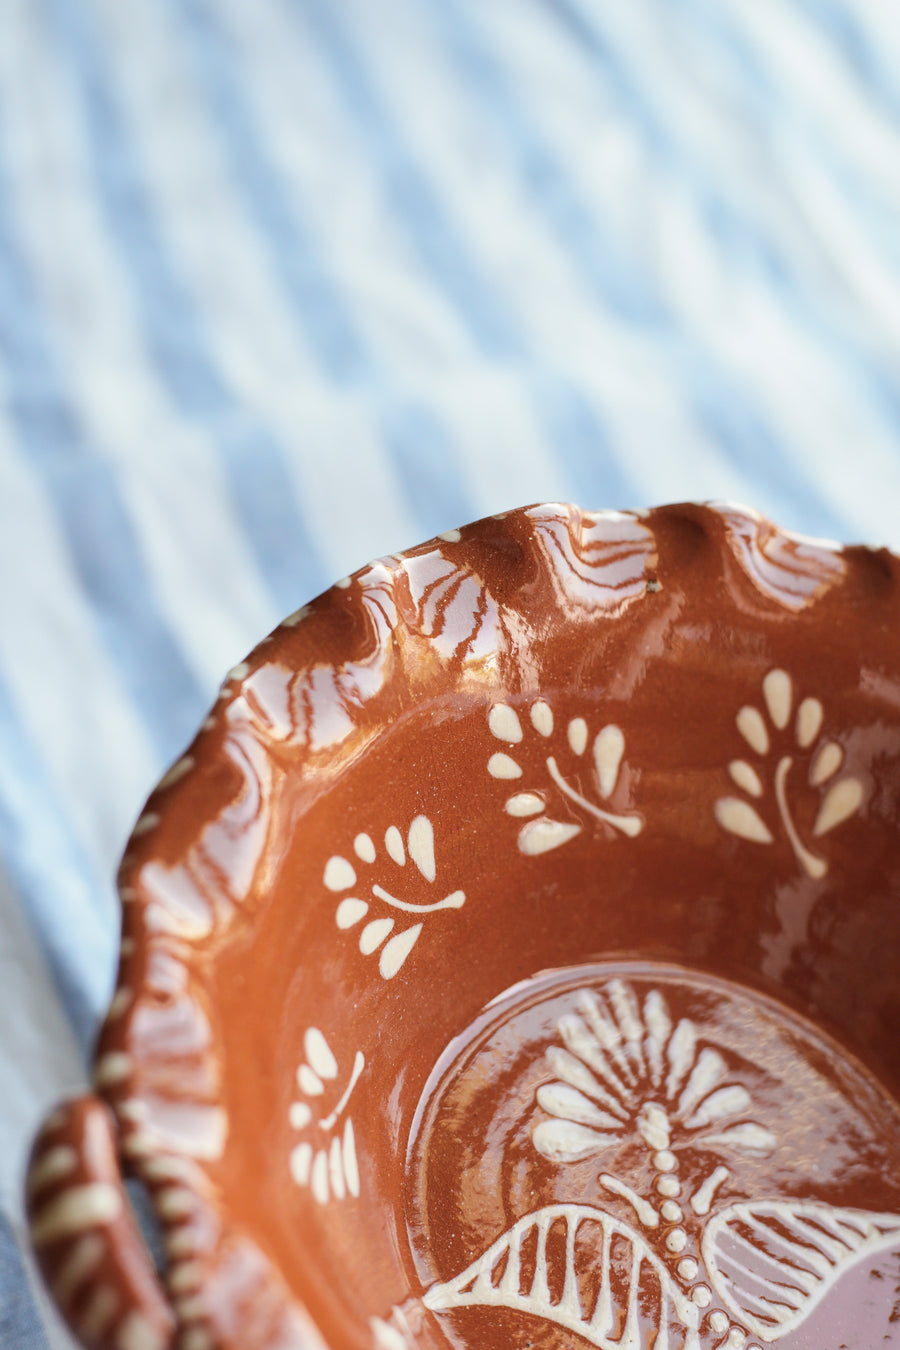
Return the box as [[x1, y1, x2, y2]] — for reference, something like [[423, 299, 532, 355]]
[[2, 0, 900, 1341]]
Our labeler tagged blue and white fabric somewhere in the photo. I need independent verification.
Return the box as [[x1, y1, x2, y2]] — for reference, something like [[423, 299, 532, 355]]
[[2, 1, 899, 1342]]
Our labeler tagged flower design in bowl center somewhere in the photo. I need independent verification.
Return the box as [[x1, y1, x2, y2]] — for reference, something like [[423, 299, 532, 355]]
[[395, 963, 900, 1350]]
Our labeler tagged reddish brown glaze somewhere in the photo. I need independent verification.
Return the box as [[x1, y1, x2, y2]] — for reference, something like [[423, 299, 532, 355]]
[[26, 503, 900, 1350], [26, 1096, 174, 1350]]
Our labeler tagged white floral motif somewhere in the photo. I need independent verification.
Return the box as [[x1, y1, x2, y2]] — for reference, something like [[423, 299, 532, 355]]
[[532, 980, 775, 1232], [715, 668, 864, 878], [289, 1027, 364, 1204], [487, 701, 642, 855], [422, 1196, 900, 1350], [323, 815, 465, 979], [420, 980, 778, 1349], [414, 981, 900, 1350]]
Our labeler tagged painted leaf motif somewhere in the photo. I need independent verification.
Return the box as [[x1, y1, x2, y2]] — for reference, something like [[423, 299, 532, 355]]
[[407, 814, 436, 880], [545, 1047, 628, 1118], [812, 777, 864, 837], [423, 1203, 701, 1350], [694, 1121, 776, 1156], [518, 818, 582, 855], [536, 1083, 623, 1132], [593, 725, 625, 798], [379, 924, 422, 979], [702, 1200, 900, 1343], [714, 797, 773, 844], [532, 1119, 617, 1162], [810, 741, 842, 786]]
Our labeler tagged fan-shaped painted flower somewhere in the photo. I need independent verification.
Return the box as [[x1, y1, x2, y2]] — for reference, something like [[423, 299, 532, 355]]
[[533, 979, 775, 1174], [715, 668, 864, 878]]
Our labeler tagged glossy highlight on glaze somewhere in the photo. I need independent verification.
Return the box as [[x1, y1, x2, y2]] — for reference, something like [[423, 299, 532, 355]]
[[24, 503, 900, 1350]]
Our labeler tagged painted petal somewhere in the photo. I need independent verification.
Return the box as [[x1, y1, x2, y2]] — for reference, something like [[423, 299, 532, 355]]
[[289, 1102, 312, 1130], [545, 1047, 628, 1120], [728, 760, 763, 798], [488, 752, 522, 780], [336, 898, 368, 929], [360, 918, 394, 954], [353, 833, 376, 863], [796, 698, 823, 748], [385, 826, 405, 865], [311, 1150, 330, 1204], [530, 700, 554, 736], [289, 1142, 312, 1187], [379, 924, 422, 979], [342, 1119, 359, 1198], [505, 792, 545, 817], [568, 718, 588, 756], [559, 1014, 632, 1104], [699, 1121, 776, 1156], [607, 979, 645, 1074], [643, 990, 672, 1089], [579, 991, 636, 1085], [304, 1028, 338, 1080], [812, 777, 863, 836], [715, 797, 773, 844], [810, 741, 843, 786], [488, 704, 523, 743], [665, 1019, 697, 1100], [324, 856, 356, 891], [593, 725, 625, 798], [408, 815, 436, 882], [678, 1048, 728, 1120], [532, 1119, 615, 1163], [537, 1083, 625, 1133], [736, 706, 769, 755], [684, 1084, 751, 1130], [690, 1168, 729, 1218], [763, 669, 792, 729], [297, 1065, 323, 1096], [329, 1136, 346, 1201], [371, 1320, 407, 1350], [518, 818, 581, 855]]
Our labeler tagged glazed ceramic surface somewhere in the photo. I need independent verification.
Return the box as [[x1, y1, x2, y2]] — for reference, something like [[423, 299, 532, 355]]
[[26, 503, 900, 1350]]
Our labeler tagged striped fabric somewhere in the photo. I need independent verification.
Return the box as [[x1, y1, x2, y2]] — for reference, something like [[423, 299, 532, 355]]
[[1, 0, 899, 1341]]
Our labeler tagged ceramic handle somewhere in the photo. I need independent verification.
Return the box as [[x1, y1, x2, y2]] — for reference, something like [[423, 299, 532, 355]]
[[26, 1095, 176, 1350]]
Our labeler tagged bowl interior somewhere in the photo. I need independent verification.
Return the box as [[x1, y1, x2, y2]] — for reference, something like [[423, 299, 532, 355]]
[[83, 504, 900, 1349]]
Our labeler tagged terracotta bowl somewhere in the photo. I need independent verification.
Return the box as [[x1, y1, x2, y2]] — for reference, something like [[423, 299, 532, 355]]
[[26, 502, 900, 1350]]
